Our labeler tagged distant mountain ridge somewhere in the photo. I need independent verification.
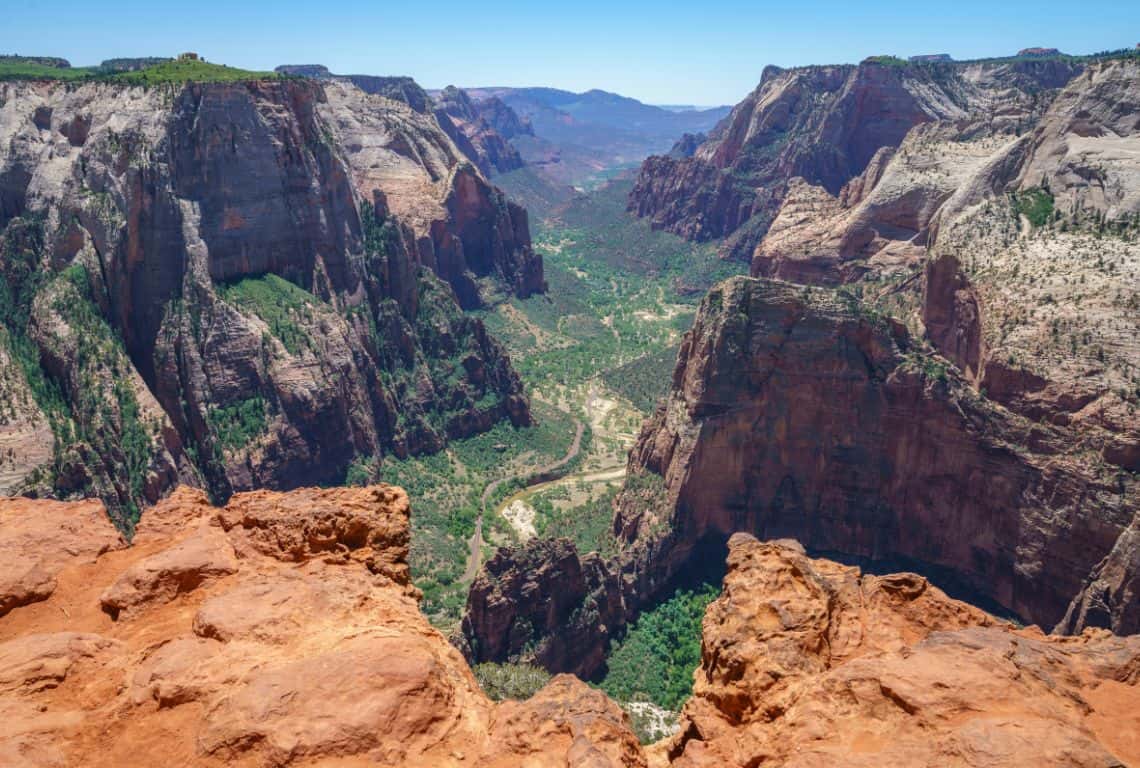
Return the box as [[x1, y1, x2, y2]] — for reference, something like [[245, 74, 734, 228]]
[[439, 86, 731, 187]]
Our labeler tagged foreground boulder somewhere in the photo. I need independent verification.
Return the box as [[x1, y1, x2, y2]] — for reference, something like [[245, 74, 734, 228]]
[[0, 498, 125, 617], [663, 535, 1140, 767], [0, 487, 644, 767]]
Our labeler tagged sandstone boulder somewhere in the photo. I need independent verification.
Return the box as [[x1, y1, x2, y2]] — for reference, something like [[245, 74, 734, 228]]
[[0, 498, 125, 617], [99, 525, 238, 620], [0, 486, 647, 767]]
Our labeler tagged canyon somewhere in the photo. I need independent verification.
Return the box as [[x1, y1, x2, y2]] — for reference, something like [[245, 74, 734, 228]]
[[462, 54, 1140, 684], [1, 43, 1138, 768]]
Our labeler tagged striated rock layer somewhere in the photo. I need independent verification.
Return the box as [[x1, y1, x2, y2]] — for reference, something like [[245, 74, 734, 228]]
[[0, 487, 646, 767], [0, 76, 543, 526]]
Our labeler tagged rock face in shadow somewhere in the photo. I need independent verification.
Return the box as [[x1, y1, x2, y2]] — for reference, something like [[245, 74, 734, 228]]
[[458, 536, 624, 678], [0, 76, 542, 525], [0, 488, 647, 768], [664, 535, 1140, 767]]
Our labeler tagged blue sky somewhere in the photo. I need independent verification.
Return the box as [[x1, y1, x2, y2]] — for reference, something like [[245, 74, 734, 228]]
[[3, 0, 1137, 105]]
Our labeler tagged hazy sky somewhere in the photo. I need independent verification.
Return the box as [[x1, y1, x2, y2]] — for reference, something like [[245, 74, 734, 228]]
[[4, 0, 1138, 105]]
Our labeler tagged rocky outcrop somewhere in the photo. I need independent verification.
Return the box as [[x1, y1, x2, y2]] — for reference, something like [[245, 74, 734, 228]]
[[341, 74, 432, 112], [747, 57, 1140, 288], [459, 537, 624, 677], [4, 489, 1134, 766], [475, 95, 534, 140], [0, 75, 542, 525], [668, 133, 706, 159], [0, 497, 125, 617], [1016, 58, 1140, 217], [750, 122, 1021, 284], [433, 86, 526, 176], [1057, 509, 1140, 636], [99, 525, 238, 619], [665, 534, 1140, 767], [273, 64, 332, 79], [629, 58, 1083, 256], [0, 487, 647, 767]]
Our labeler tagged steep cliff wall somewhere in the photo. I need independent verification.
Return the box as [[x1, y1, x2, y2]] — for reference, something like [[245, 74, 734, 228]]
[[629, 59, 1083, 258], [0, 77, 542, 527], [619, 277, 1136, 633]]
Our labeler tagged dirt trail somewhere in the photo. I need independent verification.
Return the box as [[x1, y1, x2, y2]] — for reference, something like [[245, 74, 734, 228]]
[[461, 418, 586, 583]]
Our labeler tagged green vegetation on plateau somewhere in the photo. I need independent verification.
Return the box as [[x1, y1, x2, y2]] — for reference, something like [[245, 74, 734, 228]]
[[111, 59, 277, 84], [0, 56, 277, 83], [0, 60, 98, 81], [1013, 187, 1056, 228]]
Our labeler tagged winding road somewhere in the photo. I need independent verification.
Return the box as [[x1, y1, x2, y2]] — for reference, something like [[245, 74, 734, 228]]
[[460, 418, 586, 583]]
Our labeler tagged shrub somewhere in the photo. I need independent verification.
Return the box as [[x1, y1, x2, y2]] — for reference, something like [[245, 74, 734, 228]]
[[217, 274, 316, 355], [473, 662, 552, 701], [1014, 188, 1055, 228], [207, 396, 268, 452]]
